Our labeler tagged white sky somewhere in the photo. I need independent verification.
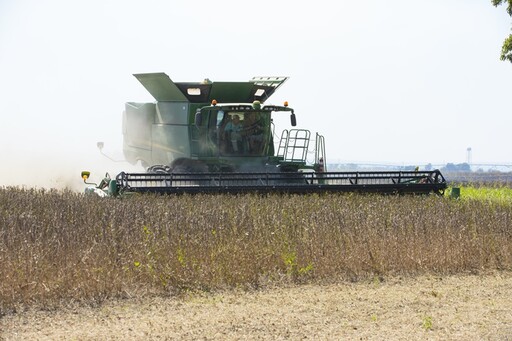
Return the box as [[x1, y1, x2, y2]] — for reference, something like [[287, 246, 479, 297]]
[[0, 0, 511, 188]]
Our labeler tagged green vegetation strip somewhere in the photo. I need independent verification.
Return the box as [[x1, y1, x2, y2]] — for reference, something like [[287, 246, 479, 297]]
[[447, 185, 512, 204], [1, 187, 511, 313]]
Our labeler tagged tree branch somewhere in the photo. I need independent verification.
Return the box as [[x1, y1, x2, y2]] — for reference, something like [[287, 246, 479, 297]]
[[492, 0, 512, 62], [500, 34, 512, 62]]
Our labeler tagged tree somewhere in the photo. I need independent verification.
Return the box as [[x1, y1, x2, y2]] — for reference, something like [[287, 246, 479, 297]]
[[492, 0, 512, 62], [441, 163, 471, 173]]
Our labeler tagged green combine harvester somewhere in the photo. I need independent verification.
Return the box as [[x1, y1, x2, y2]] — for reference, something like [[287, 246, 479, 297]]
[[82, 73, 447, 196]]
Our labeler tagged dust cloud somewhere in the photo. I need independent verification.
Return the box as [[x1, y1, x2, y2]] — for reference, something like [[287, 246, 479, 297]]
[[0, 146, 143, 192]]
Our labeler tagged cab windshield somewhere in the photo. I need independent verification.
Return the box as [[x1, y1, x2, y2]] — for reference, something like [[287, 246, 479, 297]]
[[210, 111, 270, 156]]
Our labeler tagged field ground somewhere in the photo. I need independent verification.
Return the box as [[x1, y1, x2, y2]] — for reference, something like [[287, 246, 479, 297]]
[[2, 272, 512, 340]]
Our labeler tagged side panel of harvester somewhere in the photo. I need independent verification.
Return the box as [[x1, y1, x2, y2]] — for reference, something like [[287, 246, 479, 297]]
[[122, 73, 203, 167], [123, 102, 154, 166], [123, 101, 196, 167]]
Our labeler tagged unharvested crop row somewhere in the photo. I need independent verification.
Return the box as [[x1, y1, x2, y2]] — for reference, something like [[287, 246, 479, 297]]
[[1, 187, 511, 313]]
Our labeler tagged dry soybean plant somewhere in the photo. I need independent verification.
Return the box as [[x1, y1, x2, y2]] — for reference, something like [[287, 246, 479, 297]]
[[1, 187, 511, 313]]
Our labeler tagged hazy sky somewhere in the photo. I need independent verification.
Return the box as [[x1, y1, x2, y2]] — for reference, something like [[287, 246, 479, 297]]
[[1, 1, 511, 188]]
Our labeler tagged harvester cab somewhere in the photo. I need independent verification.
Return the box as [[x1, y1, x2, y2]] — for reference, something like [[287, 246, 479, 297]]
[[82, 73, 447, 196], [191, 102, 301, 169]]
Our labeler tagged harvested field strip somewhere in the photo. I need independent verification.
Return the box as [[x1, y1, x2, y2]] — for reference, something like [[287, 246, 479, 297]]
[[2, 273, 512, 340]]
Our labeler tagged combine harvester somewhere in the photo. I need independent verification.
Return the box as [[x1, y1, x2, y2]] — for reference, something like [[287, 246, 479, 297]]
[[82, 73, 447, 196]]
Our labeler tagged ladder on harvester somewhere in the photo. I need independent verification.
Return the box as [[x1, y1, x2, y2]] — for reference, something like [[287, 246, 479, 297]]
[[277, 129, 311, 164], [277, 129, 326, 171]]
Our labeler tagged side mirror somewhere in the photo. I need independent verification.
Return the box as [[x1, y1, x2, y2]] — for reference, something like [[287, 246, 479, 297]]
[[290, 112, 297, 127], [195, 110, 203, 127]]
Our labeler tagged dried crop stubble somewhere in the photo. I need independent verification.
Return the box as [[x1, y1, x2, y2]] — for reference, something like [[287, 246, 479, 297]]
[[1, 188, 511, 313]]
